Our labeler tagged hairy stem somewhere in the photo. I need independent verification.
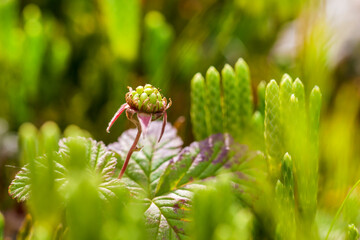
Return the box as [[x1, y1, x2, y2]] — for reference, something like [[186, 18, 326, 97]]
[[118, 126, 142, 179]]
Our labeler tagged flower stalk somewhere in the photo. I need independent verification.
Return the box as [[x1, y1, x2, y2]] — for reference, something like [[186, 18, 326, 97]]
[[107, 84, 171, 179]]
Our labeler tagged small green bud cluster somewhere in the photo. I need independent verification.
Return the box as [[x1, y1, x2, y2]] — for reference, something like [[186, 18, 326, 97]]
[[125, 84, 167, 113]]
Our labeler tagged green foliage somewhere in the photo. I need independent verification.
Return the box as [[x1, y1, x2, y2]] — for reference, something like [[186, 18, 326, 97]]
[[275, 153, 296, 240], [109, 122, 253, 239], [66, 176, 104, 240], [205, 67, 223, 135], [235, 58, 253, 131], [1, 0, 359, 238], [222, 64, 239, 135], [9, 137, 122, 202], [263, 76, 322, 238], [189, 60, 324, 238], [190, 73, 208, 140], [279, 74, 293, 137], [257, 80, 266, 116], [22, 4, 46, 99], [143, 11, 174, 93], [11, 120, 256, 239], [10, 136, 142, 239], [264, 80, 282, 179], [347, 224, 359, 240], [190, 58, 254, 143], [18, 121, 89, 166], [98, 0, 140, 61], [191, 176, 253, 240]]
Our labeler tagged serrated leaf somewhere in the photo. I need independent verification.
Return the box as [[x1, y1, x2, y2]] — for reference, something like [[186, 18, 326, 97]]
[[109, 122, 249, 240], [155, 133, 233, 197], [108, 121, 183, 197], [9, 137, 121, 202]]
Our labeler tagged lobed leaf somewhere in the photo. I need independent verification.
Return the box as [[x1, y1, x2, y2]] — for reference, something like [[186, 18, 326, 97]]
[[109, 122, 251, 240], [9, 137, 120, 202], [108, 121, 183, 197]]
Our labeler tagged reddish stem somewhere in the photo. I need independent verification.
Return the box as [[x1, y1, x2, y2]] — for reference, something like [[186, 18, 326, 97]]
[[118, 126, 142, 179]]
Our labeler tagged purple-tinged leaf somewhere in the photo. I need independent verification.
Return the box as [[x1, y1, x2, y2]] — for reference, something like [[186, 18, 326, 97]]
[[155, 134, 237, 197], [109, 123, 255, 240], [108, 121, 183, 197]]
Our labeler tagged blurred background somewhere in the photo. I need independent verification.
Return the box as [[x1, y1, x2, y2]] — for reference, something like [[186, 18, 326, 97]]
[[0, 0, 359, 238]]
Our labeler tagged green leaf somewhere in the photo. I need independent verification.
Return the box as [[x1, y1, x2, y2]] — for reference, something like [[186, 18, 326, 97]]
[[155, 133, 233, 196], [9, 137, 122, 202], [109, 122, 248, 240], [108, 122, 183, 198]]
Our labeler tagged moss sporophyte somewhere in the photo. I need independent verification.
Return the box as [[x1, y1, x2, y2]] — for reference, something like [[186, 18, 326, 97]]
[[107, 84, 172, 179]]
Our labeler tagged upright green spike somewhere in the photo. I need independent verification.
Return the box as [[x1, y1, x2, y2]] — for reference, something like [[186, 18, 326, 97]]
[[143, 11, 174, 93], [276, 153, 296, 240], [275, 180, 285, 203], [292, 79, 306, 139], [309, 86, 322, 156], [307, 86, 322, 223], [275, 180, 286, 240], [257, 80, 266, 116], [67, 176, 103, 240], [280, 74, 293, 151], [281, 153, 295, 205], [292, 78, 306, 112], [265, 80, 282, 179], [280, 74, 293, 97], [39, 121, 60, 155], [205, 66, 223, 134], [18, 123, 38, 166], [222, 64, 239, 135], [191, 73, 209, 140], [347, 224, 359, 240], [22, 4, 46, 99], [235, 58, 253, 130], [250, 111, 264, 151], [98, 0, 140, 61], [280, 75, 292, 116]]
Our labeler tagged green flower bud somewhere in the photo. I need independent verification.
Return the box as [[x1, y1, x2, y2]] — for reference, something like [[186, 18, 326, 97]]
[[125, 84, 169, 113]]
